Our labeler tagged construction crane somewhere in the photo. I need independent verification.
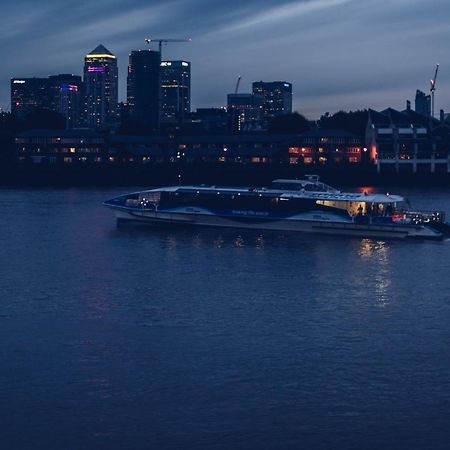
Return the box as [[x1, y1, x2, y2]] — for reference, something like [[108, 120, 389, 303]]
[[430, 63, 439, 118], [144, 38, 192, 59], [234, 76, 242, 94]]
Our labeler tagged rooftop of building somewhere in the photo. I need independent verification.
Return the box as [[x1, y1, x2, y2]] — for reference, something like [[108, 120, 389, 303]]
[[86, 44, 116, 58], [302, 129, 359, 138], [17, 129, 104, 139], [161, 61, 190, 66], [369, 107, 440, 128], [111, 134, 295, 144], [253, 81, 292, 86]]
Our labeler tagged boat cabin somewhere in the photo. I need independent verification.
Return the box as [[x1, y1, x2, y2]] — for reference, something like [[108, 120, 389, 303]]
[[315, 192, 406, 217]]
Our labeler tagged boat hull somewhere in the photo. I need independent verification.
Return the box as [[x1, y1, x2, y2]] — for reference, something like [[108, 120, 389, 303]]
[[109, 206, 443, 240]]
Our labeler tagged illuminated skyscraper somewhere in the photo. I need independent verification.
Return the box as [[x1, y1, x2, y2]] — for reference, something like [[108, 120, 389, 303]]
[[127, 50, 161, 130], [227, 93, 263, 132], [252, 81, 292, 123], [84, 45, 118, 129], [48, 74, 83, 129], [11, 77, 51, 120], [160, 61, 191, 123]]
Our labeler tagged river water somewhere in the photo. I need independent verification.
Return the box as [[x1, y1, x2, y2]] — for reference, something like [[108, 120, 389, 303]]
[[1, 187, 450, 449]]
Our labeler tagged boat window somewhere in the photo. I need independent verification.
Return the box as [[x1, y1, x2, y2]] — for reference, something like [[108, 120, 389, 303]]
[[272, 182, 304, 191], [394, 201, 408, 212], [316, 200, 350, 211], [139, 192, 161, 203], [317, 199, 367, 216], [159, 190, 325, 212], [125, 198, 141, 207]]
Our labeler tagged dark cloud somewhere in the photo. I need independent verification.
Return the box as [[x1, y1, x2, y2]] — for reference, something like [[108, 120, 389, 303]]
[[2, 0, 450, 118]]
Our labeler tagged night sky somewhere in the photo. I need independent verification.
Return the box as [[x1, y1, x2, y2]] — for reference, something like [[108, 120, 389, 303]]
[[2, 0, 449, 118]]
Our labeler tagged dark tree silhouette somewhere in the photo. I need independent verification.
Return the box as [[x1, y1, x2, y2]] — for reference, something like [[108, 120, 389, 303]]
[[24, 109, 65, 130], [267, 112, 311, 134], [318, 110, 368, 138], [117, 118, 156, 135], [0, 112, 22, 163]]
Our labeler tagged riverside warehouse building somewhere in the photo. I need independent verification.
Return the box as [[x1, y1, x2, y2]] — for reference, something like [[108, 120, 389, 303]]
[[14, 107, 450, 172], [15, 130, 367, 166]]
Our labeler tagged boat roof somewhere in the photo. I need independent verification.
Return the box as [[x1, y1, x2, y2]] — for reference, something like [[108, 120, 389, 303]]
[[137, 185, 404, 203]]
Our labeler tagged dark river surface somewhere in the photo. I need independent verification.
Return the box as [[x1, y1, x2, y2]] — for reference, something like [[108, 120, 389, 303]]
[[1, 186, 450, 450]]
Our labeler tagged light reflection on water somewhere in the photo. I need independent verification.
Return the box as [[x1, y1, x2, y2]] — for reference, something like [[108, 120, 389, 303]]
[[357, 239, 393, 307]]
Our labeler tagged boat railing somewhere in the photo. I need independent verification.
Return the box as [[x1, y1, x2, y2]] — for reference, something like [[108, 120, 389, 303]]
[[404, 210, 445, 224], [353, 215, 393, 225], [352, 210, 445, 225]]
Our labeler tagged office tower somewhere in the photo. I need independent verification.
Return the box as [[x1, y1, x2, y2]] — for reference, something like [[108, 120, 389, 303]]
[[127, 50, 161, 130], [415, 90, 431, 117], [160, 61, 191, 123], [48, 74, 83, 129], [84, 44, 118, 129], [227, 93, 263, 132], [252, 81, 292, 123], [11, 77, 51, 120]]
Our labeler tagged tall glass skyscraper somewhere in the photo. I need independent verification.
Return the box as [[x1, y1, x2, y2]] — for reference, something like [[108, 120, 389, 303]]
[[127, 50, 161, 131], [84, 45, 118, 129], [252, 81, 292, 123], [160, 61, 191, 124], [48, 74, 83, 129]]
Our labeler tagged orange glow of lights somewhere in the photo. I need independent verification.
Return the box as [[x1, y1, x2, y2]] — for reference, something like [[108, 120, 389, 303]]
[[358, 186, 375, 194]]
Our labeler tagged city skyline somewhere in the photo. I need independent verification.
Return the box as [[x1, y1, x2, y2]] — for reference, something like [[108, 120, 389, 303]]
[[2, 0, 450, 118]]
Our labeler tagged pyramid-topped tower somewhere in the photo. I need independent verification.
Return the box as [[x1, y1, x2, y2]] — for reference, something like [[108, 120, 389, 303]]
[[84, 44, 118, 129]]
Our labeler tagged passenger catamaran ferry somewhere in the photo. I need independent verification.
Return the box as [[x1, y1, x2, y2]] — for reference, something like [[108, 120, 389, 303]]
[[104, 176, 449, 239]]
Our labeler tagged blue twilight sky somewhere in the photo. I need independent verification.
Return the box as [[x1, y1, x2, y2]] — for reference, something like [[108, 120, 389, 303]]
[[2, 0, 450, 118]]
